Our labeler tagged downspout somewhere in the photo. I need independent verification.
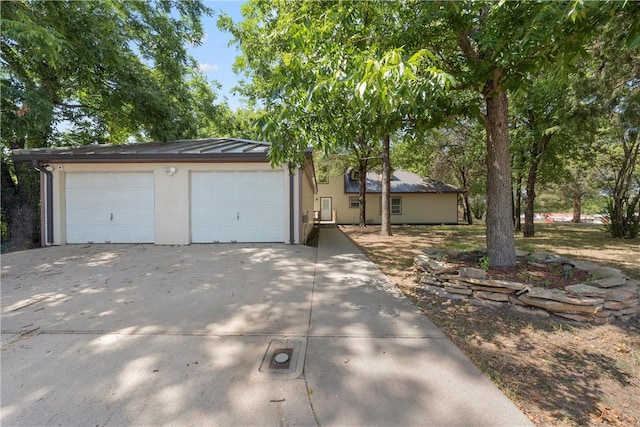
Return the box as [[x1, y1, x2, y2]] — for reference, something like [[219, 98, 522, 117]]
[[289, 166, 294, 244], [32, 160, 54, 245]]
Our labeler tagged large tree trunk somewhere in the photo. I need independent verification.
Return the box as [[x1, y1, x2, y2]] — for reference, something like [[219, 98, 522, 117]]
[[1, 159, 40, 250], [512, 149, 527, 232], [484, 87, 516, 269], [572, 196, 582, 223], [514, 177, 522, 232], [3, 84, 56, 249], [380, 132, 392, 237], [522, 163, 538, 237], [459, 166, 472, 224], [358, 157, 368, 227], [607, 133, 640, 238], [523, 134, 552, 237], [462, 192, 472, 225]]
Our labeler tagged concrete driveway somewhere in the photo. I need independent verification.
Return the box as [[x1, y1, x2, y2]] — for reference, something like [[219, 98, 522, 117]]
[[1, 228, 532, 426]]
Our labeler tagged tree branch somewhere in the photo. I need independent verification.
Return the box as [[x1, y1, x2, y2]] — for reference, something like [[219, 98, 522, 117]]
[[56, 101, 98, 111], [456, 30, 478, 62]]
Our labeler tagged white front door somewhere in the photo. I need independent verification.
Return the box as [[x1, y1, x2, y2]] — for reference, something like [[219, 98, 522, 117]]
[[65, 172, 155, 243], [190, 171, 285, 243], [320, 197, 332, 221]]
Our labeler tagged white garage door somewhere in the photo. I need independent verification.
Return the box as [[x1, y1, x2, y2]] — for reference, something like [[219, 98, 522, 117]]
[[66, 172, 155, 243], [191, 171, 285, 243]]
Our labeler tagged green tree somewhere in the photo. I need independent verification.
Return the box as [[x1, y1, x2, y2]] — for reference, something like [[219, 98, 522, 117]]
[[430, 124, 486, 225], [555, 159, 604, 222], [510, 75, 579, 237], [393, 122, 486, 225], [1, 0, 214, 248], [574, 9, 640, 238], [399, 1, 628, 268], [222, 1, 452, 235], [350, 48, 453, 235]]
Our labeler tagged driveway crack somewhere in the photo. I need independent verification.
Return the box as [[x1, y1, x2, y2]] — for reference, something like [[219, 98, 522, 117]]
[[302, 243, 321, 427]]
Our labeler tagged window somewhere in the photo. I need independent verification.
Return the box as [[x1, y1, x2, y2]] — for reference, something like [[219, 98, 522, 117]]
[[391, 197, 402, 215], [379, 196, 402, 215], [349, 196, 360, 209]]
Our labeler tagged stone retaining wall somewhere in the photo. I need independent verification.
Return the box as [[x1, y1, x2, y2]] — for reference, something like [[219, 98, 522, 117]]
[[414, 249, 639, 323]]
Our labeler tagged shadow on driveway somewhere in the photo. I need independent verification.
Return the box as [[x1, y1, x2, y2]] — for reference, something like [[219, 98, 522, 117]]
[[1, 232, 531, 426]]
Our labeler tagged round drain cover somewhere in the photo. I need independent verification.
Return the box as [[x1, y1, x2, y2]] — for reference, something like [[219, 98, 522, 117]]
[[274, 352, 290, 364]]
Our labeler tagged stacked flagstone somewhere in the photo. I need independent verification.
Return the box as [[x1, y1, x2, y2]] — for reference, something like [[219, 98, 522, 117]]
[[414, 249, 639, 323]]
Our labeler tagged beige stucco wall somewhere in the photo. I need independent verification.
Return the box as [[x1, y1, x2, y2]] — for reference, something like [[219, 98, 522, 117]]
[[316, 174, 459, 224], [46, 162, 309, 245]]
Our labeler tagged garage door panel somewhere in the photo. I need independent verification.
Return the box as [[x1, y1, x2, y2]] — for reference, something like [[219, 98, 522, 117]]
[[191, 205, 236, 219], [238, 206, 282, 224], [66, 172, 154, 188], [66, 188, 154, 209], [66, 172, 154, 244], [191, 171, 285, 243], [191, 188, 234, 204], [192, 225, 236, 242], [191, 171, 235, 188], [67, 208, 154, 225], [67, 225, 155, 244], [237, 224, 282, 242], [254, 188, 282, 204]]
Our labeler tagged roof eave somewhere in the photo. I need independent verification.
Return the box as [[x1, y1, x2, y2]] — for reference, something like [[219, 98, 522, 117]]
[[343, 190, 465, 194], [11, 152, 271, 163]]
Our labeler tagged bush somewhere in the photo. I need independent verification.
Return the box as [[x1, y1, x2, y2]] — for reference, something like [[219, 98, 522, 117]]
[[602, 198, 640, 239]]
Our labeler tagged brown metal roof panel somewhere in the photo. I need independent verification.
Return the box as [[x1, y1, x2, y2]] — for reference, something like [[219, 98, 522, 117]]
[[245, 144, 271, 153], [10, 138, 314, 168], [220, 142, 257, 153], [12, 151, 270, 163], [198, 140, 244, 153], [242, 143, 262, 153], [152, 140, 217, 153]]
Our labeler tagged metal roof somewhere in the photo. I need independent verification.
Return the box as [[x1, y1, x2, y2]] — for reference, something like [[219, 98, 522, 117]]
[[11, 138, 310, 163], [344, 169, 464, 194]]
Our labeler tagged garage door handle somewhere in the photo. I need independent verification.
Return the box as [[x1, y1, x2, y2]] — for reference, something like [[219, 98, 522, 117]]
[[237, 212, 239, 220], [110, 213, 113, 221]]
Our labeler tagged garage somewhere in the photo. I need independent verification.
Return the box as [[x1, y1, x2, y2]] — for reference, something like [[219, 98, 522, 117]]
[[191, 170, 285, 243], [11, 138, 317, 246], [65, 172, 155, 243]]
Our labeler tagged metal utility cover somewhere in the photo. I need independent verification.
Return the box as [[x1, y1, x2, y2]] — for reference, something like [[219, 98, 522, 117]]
[[252, 338, 306, 380]]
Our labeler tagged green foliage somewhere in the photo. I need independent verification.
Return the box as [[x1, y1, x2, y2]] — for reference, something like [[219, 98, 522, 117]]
[[1, 0, 221, 249], [509, 74, 584, 235], [478, 256, 490, 271], [577, 8, 640, 238], [221, 1, 454, 168], [313, 152, 352, 184], [602, 199, 640, 239], [221, 1, 456, 235], [226, 1, 639, 257], [1, 0, 216, 148], [470, 195, 487, 221]]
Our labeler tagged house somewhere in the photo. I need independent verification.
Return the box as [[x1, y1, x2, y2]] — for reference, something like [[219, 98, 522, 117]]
[[11, 138, 317, 246], [315, 168, 463, 225]]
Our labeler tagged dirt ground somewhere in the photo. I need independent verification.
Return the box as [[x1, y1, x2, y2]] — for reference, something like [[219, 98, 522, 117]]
[[341, 223, 640, 427]]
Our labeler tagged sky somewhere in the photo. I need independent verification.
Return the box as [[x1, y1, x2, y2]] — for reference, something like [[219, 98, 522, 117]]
[[187, 1, 246, 111]]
